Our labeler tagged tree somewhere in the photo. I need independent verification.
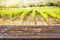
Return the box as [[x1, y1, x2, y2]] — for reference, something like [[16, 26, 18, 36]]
[[46, 2, 55, 6], [57, 2, 60, 7]]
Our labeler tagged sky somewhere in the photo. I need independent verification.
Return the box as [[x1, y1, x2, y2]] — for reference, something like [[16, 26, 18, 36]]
[[0, 0, 60, 7], [2, 0, 45, 5], [1, 0, 28, 6]]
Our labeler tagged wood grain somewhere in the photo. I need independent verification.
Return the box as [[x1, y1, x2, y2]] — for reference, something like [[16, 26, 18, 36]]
[[0, 25, 60, 38]]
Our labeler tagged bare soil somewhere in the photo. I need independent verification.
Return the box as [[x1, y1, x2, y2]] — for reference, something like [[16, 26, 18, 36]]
[[0, 16, 60, 26], [48, 17, 60, 25]]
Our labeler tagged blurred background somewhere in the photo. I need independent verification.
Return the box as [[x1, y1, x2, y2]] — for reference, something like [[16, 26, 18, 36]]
[[0, 0, 60, 8]]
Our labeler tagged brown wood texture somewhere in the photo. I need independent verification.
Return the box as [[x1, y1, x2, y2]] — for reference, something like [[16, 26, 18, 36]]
[[0, 25, 60, 38]]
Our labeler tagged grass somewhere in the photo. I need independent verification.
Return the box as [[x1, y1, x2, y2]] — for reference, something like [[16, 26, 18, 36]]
[[0, 7, 60, 22], [31, 9, 36, 20]]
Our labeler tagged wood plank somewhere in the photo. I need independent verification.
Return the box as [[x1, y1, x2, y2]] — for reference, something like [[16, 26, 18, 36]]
[[0, 25, 60, 38]]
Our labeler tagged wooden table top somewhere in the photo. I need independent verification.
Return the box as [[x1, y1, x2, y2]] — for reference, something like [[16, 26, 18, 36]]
[[0, 25, 60, 38]]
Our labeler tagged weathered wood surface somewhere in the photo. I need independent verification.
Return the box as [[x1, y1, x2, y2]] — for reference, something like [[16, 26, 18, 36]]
[[0, 25, 60, 38]]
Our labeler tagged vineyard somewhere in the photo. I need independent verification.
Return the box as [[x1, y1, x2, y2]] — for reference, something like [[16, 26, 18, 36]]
[[0, 7, 60, 26]]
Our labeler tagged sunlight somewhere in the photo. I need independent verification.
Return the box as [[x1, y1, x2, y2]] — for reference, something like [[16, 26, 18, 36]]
[[4, 0, 20, 5], [3, 0, 28, 6]]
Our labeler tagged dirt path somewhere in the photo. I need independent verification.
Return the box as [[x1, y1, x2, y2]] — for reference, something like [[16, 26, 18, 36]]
[[36, 15, 48, 26]]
